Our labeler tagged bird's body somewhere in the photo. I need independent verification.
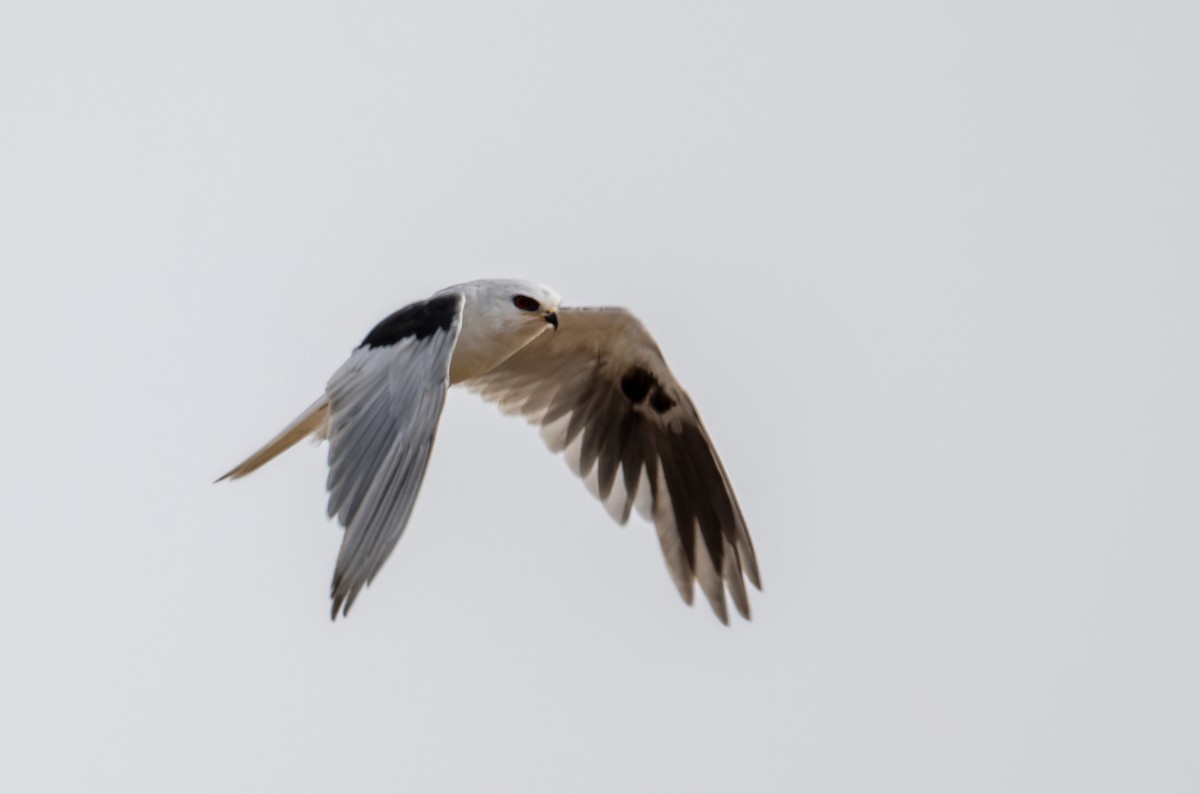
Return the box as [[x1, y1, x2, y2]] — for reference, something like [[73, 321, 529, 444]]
[[220, 279, 760, 623]]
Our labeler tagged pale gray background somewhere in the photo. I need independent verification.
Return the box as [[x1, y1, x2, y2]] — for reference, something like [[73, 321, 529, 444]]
[[2, 1, 1197, 792]]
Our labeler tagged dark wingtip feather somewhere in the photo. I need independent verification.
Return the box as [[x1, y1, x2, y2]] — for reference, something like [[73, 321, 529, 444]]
[[330, 574, 356, 620], [214, 465, 247, 483], [744, 555, 763, 591]]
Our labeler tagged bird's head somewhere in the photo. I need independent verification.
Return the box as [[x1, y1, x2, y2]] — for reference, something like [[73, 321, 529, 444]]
[[439, 279, 563, 382], [501, 280, 561, 330], [452, 278, 561, 333]]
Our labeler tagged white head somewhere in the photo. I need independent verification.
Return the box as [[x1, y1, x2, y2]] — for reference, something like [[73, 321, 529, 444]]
[[440, 279, 563, 383]]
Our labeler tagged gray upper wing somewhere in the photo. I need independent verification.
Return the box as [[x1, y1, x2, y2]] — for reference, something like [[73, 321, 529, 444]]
[[324, 292, 464, 617], [464, 307, 760, 623]]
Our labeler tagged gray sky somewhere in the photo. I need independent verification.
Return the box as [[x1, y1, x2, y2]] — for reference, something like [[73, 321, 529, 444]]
[[2, 2, 1197, 792]]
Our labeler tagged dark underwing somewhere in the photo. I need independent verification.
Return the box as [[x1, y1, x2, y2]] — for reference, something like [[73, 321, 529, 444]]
[[620, 366, 676, 414]]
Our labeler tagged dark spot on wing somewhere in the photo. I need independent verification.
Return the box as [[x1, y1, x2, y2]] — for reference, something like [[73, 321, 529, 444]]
[[650, 390, 675, 414], [359, 294, 459, 349], [621, 366, 676, 414], [620, 367, 655, 404]]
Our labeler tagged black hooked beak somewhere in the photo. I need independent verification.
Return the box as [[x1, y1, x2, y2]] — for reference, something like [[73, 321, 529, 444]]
[[544, 311, 558, 330]]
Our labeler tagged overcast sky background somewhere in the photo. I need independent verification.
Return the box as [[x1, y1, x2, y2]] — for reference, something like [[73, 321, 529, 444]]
[[2, 2, 1197, 792]]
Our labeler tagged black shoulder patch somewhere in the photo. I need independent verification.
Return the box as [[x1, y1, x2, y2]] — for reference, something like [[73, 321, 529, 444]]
[[620, 367, 655, 404], [359, 294, 459, 349]]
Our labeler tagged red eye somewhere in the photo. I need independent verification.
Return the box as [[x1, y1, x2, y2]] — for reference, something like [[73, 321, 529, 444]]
[[512, 295, 540, 311]]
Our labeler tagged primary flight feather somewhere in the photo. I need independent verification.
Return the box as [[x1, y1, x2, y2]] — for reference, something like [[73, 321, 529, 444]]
[[219, 279, 760, 623]]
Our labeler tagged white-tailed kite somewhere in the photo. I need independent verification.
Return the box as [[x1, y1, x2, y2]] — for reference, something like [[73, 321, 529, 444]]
[[219, 279, 760, 623]]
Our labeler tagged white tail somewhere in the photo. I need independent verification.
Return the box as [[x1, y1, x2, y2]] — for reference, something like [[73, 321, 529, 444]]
[[217, 396, 330, 481]]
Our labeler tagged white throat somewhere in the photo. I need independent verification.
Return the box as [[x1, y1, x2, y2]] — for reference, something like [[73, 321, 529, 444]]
[[443, 281, 557, 384]]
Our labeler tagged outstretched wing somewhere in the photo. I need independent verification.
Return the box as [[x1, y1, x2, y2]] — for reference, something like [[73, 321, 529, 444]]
[[464, 307, 760, 623], [325, 292, 464, 617]]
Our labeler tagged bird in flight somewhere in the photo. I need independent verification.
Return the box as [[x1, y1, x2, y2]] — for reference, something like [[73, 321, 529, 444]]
[[219, 279, 760, 623]]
